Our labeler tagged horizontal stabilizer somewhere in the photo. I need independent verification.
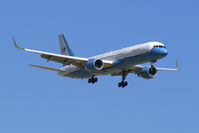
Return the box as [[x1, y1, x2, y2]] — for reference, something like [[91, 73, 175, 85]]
[[156, 60, 179, 71], [30, 64, 65, 72]]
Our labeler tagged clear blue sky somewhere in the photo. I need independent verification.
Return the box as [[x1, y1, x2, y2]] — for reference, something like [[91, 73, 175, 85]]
[[0, 0, 198, 133]]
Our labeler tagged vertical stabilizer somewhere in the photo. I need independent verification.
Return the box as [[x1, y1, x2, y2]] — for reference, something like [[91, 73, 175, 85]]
[[58, 34, 74, 56]]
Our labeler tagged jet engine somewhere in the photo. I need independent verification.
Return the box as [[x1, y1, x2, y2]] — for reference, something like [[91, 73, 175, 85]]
[[138, 66, 157, 79], [85, 59, 104, 71]]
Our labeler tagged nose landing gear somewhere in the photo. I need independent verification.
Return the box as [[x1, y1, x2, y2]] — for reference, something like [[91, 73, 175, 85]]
[[150, 59, 157, 67]]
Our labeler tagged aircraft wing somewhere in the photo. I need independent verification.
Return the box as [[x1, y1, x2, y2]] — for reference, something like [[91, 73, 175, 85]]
[[111, 61, 179, 76], [13, 37, 113, 67]]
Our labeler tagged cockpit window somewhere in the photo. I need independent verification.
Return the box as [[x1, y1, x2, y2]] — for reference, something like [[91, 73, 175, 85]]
[[153, 45, 166, 48]]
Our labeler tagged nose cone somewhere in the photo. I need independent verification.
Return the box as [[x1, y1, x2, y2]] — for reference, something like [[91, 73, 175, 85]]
[[151, 48, 168, 57]]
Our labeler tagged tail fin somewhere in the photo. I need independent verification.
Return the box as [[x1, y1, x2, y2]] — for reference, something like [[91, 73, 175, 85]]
[[58, 34, 74, 56]]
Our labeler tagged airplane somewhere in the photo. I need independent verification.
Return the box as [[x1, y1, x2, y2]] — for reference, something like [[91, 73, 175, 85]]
[[13, 34, 179, 88]]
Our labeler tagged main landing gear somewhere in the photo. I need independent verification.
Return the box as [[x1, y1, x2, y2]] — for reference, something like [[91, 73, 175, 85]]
[[88, 76, 98, 84], [118, 71, 128, 88], [118, 81, 128, 88]]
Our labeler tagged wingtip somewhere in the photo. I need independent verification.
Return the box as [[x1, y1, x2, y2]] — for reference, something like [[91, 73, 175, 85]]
[[176, 60, 180, 70], [12, 36, 17, 47], [29, 64, 37, 67], [12, 36, 25, 50]]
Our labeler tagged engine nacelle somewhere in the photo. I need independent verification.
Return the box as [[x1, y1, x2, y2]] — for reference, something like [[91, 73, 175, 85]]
[[85, 59, 104, 71], [138, 66, 157, 79]]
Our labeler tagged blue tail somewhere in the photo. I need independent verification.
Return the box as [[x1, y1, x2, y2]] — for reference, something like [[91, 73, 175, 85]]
[[58, 34, 74, 56]]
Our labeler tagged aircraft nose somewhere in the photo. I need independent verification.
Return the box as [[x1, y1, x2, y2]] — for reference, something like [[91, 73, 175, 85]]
[[151, 48, 168, 57], [161, 48, 168, 56]]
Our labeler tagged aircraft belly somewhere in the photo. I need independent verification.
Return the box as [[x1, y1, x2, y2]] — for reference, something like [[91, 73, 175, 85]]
[[65, 69, 91, 79]]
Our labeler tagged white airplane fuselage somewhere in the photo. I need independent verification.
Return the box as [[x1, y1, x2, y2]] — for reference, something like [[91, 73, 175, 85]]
[[59, 41, 168, 79]]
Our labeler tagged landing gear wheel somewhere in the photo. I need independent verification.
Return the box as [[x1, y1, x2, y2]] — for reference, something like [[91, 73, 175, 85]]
[[88, 79, 91, 83], [124, 81, 128, 86], [118, 81, 128, 88], [118, 82, 121, 87], [88, 76, 98, 84], [118, 71, 128, 88], [122, 83, 125, 88]]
